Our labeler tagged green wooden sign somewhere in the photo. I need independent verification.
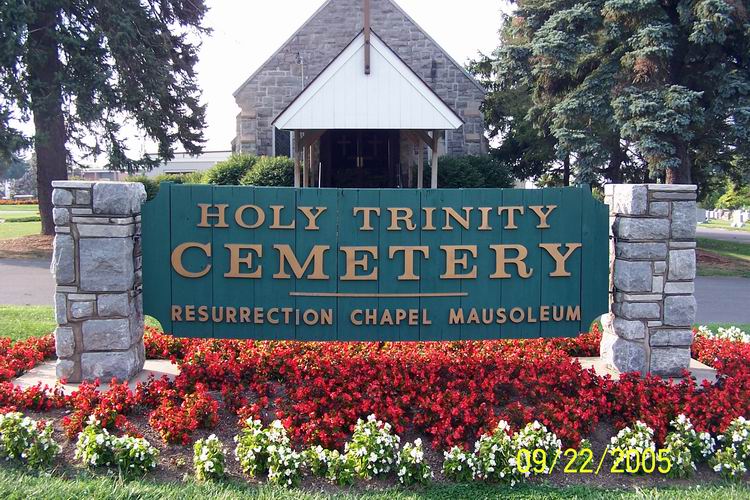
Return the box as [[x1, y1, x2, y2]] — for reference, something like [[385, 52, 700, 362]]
[[142, 185, 608, 340]]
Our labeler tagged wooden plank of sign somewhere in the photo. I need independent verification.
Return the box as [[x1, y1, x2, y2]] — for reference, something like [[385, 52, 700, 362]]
[[170, 184, 214, 338], [211, 185, 254, 339], [539, 187, 577, 337], [142, 182, 172, 333], [336, 188, 381, 341], [253, 187, 296, 339], [581, 191, 610, 332], [418, 188, 462, 340], [295, 187, 338, 341], [459, 188, 504, 340], [378, 189, 421, 341]]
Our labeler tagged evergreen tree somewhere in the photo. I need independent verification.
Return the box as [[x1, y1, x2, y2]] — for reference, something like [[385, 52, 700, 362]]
[[478, 0, 750, 186], [0, 0, 208, 234]]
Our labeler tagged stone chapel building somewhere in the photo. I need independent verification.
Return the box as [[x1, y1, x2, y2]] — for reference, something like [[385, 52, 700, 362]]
[[232, 0, 487, 188]]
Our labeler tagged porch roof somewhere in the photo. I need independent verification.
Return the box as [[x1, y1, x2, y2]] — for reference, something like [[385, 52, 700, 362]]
[[273, 31, 464, 131]]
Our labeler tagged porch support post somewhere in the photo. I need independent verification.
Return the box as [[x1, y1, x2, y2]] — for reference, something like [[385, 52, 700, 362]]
[[293, 130, 301, 188], [303, 138, 309, 188], [417, 143, 424, 189], [430, 130, 440, 189]]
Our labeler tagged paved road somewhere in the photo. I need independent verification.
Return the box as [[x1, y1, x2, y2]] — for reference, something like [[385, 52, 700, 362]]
[[0, 258, 55, 306], [697, 225, 750, 243], [1, 257, 749, 325], [694, 276, 750, 324]]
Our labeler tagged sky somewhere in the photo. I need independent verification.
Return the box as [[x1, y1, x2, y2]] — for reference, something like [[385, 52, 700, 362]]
[[193, 0, 509, 152]]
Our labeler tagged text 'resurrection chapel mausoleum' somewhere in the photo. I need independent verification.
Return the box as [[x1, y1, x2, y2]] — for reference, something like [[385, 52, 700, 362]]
[[232, 0, 487, 189]]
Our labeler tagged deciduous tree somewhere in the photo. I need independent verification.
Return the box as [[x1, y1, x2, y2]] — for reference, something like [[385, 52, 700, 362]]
[[0, 0, 208, 234]]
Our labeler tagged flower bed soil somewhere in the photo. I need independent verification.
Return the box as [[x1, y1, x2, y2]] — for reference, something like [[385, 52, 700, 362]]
[[2, 325, 749, 489]]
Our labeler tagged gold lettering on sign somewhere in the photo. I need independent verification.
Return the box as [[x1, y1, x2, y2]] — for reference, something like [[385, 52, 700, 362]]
[[388, 208, 416, 231], [440, 245, 477, 279], [529, 205, 557, 229], [353, 207, 380, 231], [270, 205, 295, 229], [422, 207, 436, 230], [224, 244, 262, 278], [388, 246, 429, 281], [235, 205, 265, 229], [198, 204, 229, 228], [273, 244, 330, 279], [298, 206, 327, 230], [539, 243, 582, 277], [498, 206, 524, 229], [567, 306, 581, 321], [478, 207, 493, 231], [171, 242, 212, 278], [341, 246, 378, 281], [442, 207, 472, 230], [489, 244, 532, 279]]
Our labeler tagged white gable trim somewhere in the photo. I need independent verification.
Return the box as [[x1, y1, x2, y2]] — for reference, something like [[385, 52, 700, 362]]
[[273, 32, 463, 130]]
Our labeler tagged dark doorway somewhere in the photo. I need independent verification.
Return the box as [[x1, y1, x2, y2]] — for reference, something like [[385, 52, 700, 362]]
[[319, 129, 399, 188]]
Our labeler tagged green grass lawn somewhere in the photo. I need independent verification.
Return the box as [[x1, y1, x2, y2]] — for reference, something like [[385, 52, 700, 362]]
[[0, 306, 164, 341], [0, 204, 42, 237], [0, 467, 747, 500], [0, 220, 41, 239], [701, 219, 750, 233], [697, 237, 750, 278], [0, 305, 56, 341], [0, 204, 39, 212]]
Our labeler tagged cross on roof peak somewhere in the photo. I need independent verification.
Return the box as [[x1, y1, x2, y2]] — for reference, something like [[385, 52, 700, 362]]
[[364, 0, 371, 75]]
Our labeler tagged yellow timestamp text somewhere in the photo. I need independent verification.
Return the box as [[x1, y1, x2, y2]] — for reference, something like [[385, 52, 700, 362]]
[[516, 446, 673, 475]]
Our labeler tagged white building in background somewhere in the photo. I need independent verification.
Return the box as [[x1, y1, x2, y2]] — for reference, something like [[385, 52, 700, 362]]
[[143, 150, 232, 178], [73, 150, 233, 181]]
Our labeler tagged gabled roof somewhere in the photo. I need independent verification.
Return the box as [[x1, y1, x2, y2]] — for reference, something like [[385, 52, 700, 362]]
[[233, 0, 485, 98], [273, 31, 463, 130]]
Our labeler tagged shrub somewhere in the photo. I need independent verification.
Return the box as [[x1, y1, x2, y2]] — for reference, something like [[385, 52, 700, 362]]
[[325, 449, 357, 486], [205, 154, 257, 185], [714, 417, 750, 468], [234, 419, 292, 479], [442, 446, 477, 482], [127, 172, 207, 201], [74, 419, 117, 468], [473, 420, 524, 485], [396, 438, 432, 485], [424, 155, 514, 189], [512, 421, 562, 474], [305, 445, 331, 477], [157, 171, 205, 184], [194, 434, 226, 481], [126, 175, 160, 201], [305, 446, 356, 485], [345, 414, 400, 479], [74, 418, 158, 478], [241, 156, 294, 186], [268, 440, 304, 487], [0, 412, 60, 469], [113, 434, 159, 477], [609, 421, 656, 474], [713, 446, 748, 480]]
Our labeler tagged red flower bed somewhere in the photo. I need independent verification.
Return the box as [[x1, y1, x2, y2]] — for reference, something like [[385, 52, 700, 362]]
[[1, 325, 749, 452]]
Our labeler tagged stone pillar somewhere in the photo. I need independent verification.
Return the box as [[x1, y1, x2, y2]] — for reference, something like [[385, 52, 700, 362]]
[[601, 184, 697, 378], [50, 181, 146, 383]]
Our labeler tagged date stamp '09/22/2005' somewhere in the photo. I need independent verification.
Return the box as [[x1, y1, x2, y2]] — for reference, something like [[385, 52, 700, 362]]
[[516, 447, 674, 475]]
